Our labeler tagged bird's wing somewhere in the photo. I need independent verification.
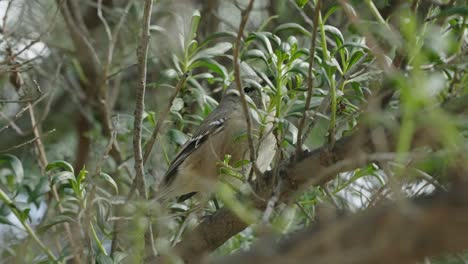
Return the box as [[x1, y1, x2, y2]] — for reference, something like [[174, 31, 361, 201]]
[[161, 107, 230, 187]]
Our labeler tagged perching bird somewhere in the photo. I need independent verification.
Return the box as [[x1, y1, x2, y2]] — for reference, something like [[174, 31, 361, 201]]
[[156, 77, 276, 203]]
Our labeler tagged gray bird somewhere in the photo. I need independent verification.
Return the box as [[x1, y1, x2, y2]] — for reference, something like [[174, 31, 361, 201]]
[[156, 77, 276, 203]]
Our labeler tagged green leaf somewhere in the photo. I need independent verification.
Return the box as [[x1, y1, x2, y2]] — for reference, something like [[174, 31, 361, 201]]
[[76, 168, 88, 185], [324, 25, 344, 47], [51, 171, 75, 187], [190, 58, 229, 79], [37, 215, 76, 233], [168, 129, 190, 146], [288, 61, 309, 76], [192, 73, 215, 80], [274, 23, 311, 37], [113, 252, 128, 263], [233, 159, 250, 168], [242, 49, 269, 64], [200, 31, 237, 47], [99, 173, 118, 194], [19, 208, 30, 222], [0, 215, 13, 226], [347, 50, 365, 71], [278, 118, 299, 145], [96, 254, 113, 264], [46, 160, 74, 174], [172, 54, 183, 74], [323, 5, 341, 22], [187, 39, 199, 57], [188, 10, 201, 42], [246, 32, 274, 55], [0, 154, 24, 184], [149, 25, 168, 34], [190, 42, 232, 62], [170, 98, 185, 113], [432, 6, 468, 19], [146, 111, 157, 127], [295, 0, 308, 8]]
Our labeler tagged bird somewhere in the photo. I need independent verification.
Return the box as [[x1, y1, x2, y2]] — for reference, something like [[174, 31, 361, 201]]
[[155, 76, 276, 204]]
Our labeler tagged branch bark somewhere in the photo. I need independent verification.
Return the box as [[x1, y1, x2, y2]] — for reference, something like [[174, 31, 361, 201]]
[[213, 184, 468, 264], [133, 0, 153, 199]]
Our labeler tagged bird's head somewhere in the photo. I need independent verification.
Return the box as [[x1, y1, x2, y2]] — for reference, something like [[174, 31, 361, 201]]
[[223, 76, 268, 109]]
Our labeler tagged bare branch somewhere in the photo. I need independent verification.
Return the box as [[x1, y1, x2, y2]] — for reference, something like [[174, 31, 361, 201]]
[[133, 0, 154, 198], [211, 186, 468, 264], [233, 0, 260, 177]]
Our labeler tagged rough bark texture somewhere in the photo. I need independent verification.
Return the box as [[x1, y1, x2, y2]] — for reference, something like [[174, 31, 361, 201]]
[[211, 185, 468, 264]]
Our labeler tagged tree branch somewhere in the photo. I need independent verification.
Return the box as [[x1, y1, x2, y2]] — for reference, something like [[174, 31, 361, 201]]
[[133, 0, 153, 198], [213, 184, 468, 264], [233, 0, 260, 177], [172, 92, 468, 262]]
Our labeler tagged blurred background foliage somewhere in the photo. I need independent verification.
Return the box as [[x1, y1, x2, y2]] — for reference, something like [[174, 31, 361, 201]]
[[0, 0, 467, 263]]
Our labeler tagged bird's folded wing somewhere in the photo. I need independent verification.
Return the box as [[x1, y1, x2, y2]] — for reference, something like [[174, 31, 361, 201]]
[[161, 109, 229, 187]]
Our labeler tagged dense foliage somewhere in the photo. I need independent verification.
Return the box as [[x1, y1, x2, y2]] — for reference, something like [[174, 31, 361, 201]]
[[0, 0, 467, 263]]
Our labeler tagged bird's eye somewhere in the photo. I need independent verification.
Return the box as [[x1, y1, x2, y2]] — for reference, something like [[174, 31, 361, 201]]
[[243, 87, 255, 93]]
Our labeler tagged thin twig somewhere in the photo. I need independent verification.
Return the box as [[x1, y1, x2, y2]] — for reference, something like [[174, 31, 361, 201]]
[[261, 179, 282, 224], [0, 129, 55, 153], [0, 92, 49, 134], [233, 0, 260, 176], [295, 0, 321, 158], [1, 0, 14, 39], [143, 73, 188, 164], [56, 0, 102, 83], [133, 0, 154, 199], [323, 185, 340, 209], [0, 111, 24, 135], [100, 0, 135, 77], [295, 152, 413, 200]]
